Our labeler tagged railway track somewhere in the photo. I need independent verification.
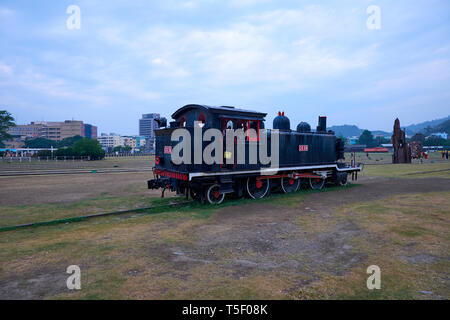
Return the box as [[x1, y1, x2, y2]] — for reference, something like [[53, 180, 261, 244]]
[[0, 200, 193, 232], [0, 167, 154, 176]]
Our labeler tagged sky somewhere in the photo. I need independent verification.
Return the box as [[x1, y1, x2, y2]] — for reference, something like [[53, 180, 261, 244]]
[[0, 0, 449, 135]]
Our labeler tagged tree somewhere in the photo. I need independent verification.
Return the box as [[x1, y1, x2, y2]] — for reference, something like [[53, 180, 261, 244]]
[[358, 130, 375, 147], [423, 125, 434, 135], [374, 136, 390, 146], [25, 137, 56, 148], [411, 133, 425, 144], [57, 135, 83, 148], [434, 119, 450, 134], [72, 138, 105, 160], [337, 133, 348, 145], [423, 136, 450, 147], [55, 147, 76, 158], [113, 145, 132, 153], [0, 110, 16, 147]]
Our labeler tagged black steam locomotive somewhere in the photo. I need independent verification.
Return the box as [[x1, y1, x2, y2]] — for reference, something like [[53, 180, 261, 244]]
[[148, 104, 362, 204]]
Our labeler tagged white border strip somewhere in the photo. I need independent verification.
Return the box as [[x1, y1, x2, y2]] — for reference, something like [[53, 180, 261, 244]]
[[189, 164, 362, 181]]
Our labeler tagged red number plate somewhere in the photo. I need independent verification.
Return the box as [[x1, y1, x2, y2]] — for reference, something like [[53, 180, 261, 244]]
[[164, 146, 172, 154], [299, 145, 309, 152]]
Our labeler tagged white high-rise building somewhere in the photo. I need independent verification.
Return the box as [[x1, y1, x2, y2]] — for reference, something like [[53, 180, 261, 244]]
[[139, 113, 160, 152]]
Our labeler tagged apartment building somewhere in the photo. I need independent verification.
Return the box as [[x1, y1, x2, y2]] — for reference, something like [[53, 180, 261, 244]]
[[134, 136, 146, 150], [8, 120, 98, 141], [123, 137, 137, 150], [97, 134, 125, 149], [97, 134, 147, 153]]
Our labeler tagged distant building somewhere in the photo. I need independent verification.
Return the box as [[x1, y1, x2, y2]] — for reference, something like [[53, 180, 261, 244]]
[[8, 120, 98, 141], [374, 134, 392, 140], [381, 144, 394, 152], [123, 137, 137, 150], [97, 134, 143, 153], [349, 136, 359, 145], [134, 136, 146, 150], [139, 113, 160, 152], [8, 123, 43, 139], [83, 123, 98, 140], [97, 134, 125, 151], [2, 139, 25, 149]]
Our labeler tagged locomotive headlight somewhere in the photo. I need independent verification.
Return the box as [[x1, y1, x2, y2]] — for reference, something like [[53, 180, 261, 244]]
[[155, 155, 161, 165]]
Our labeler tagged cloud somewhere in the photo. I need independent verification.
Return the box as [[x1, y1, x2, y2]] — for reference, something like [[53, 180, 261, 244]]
[[0, 62, 13, 75], [0, 6, 14, 17], [0, 62, 106, 105], [349, 59, 450, 100], [91, 7, 375, 91], [1, 1, 449, 133]]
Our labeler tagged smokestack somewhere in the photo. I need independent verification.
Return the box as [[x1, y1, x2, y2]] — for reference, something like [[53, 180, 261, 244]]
[[317, 116, 327, 132]]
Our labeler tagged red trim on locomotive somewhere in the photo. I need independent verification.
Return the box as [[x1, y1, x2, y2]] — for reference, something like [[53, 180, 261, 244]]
[[197, 113, 206, 126], [154, 169, 188, 181], [221, 118, 261, 142], [180, 116, 187, 127], [256, 172, 324, 180]]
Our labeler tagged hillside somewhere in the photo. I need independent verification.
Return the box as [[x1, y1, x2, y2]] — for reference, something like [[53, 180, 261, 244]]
[[328, 115, 450, 138], [327, 125, 363, 137], [433, 119, 450, 134], [404, 115, 450, 135], [328, 125, 390, 138]]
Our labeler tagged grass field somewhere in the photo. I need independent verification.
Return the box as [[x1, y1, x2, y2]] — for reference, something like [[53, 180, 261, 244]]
[[0, 157, 449, 299], [344, 151, 446, 165], [362, 162, 450, 178], [295, 191, 449, 299], [0, 156, 154, 170]]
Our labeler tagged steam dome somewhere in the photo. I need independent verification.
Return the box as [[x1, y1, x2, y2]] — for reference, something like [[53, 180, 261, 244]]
[[273, 111, 290, 131], [297, 122, 311, 133]]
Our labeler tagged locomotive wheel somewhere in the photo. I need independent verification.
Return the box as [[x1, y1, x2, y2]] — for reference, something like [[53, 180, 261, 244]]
[[206, 184, 225, 205], [281, 177, 300, 193], [246, 177, 270, 199], [339, 173, 348, 186], [189, 188, 201, 200], [309, 177, 325, 190]]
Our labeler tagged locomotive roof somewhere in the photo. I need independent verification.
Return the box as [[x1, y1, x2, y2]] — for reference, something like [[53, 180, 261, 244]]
[[172, 104, 267, 120]]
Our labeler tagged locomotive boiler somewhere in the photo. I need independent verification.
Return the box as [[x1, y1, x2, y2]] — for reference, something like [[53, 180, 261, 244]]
[[148, 104, 362, 204]]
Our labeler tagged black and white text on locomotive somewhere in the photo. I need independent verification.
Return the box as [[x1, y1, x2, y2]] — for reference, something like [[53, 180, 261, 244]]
[[148, 104, 363, 204]]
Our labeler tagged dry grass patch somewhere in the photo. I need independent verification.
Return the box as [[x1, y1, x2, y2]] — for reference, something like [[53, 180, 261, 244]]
[[363, 162, 450, 178], [295, 191, 450, 299]]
